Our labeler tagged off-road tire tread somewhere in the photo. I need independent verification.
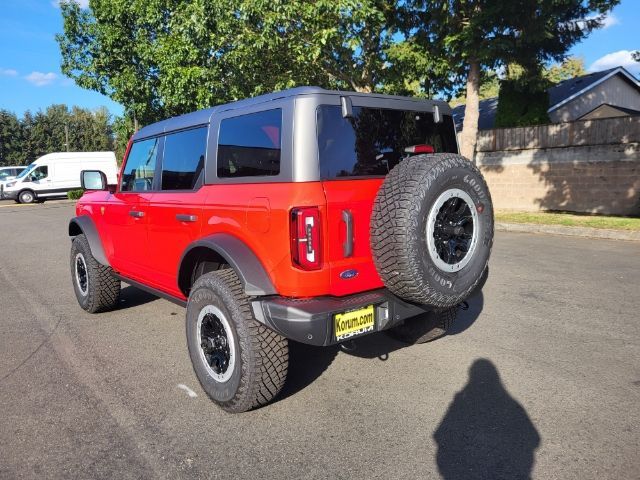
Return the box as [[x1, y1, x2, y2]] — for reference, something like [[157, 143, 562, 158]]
[[71, 234, 120, 313], [190, 269, 288, 413], [371, 153, 493, 307]]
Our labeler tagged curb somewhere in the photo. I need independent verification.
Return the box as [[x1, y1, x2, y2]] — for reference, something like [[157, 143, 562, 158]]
[[496, 222, 640, 242]]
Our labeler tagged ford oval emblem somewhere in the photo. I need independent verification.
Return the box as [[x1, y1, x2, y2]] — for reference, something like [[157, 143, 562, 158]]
[[340, 269, 359, 280]]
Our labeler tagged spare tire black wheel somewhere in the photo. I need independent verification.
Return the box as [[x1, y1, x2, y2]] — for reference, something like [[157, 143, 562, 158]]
[[371, 153, 493, 308]]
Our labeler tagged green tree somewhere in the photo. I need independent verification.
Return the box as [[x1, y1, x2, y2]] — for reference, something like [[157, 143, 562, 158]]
[[408, 0, 620, 159], [57, 0, 412, 125], [545, 57, 587, 84], [449, 70, 500, 107], [0, 110, 23, 165], [0, 105, 115, 165]]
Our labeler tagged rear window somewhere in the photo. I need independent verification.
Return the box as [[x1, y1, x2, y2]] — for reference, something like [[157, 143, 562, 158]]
[[317, 105, 457, 179], [217, 109, 281, 178]]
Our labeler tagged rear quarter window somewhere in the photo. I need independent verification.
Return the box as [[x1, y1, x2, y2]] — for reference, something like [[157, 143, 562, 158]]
[[317, 105, 457, 179], [217, 109, 282, 178]]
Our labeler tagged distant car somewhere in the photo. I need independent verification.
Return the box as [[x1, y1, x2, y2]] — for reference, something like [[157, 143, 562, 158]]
[[0, 166, 27, 197], [1, 152, 117, 204]]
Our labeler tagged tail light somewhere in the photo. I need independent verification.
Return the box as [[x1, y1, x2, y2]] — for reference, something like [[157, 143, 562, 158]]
[[290, 207, 322, 270], [404, 144, 434, 154]]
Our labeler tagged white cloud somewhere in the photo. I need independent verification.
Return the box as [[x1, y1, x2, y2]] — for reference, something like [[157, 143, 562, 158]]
[[601, 13, 619, 29], [51, 0, 90, 8], [589, 50, 640, 75], [575, 12, 619, 31], [25, 71, 58, 87], [0, 68, 18, 77]]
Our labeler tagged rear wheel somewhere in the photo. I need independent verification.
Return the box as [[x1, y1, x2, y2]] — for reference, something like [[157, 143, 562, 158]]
[[18, 190, 35, 204], [387, 307, 457, 344], [70, 234, 121, 313], [186, 269, 288, 413]]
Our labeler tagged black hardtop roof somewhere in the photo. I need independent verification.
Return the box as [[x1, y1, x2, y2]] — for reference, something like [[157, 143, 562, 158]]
[[133, 86, 449, 140]]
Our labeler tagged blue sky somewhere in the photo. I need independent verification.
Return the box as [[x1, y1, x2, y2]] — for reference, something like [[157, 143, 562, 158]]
[[0, 0, 639, 119]]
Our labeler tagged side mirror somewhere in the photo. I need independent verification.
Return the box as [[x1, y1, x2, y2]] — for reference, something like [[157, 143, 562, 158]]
[[81, 170, 107, 191]]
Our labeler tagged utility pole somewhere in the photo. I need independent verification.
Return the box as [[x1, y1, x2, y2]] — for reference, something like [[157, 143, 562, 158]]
[[64, 124, 70, 152]]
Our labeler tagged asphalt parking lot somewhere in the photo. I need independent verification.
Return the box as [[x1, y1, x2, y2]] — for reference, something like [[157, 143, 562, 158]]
[[0, 200, 639, 479]]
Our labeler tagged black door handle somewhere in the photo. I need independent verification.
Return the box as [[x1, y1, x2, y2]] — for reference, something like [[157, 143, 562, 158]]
[[342, 209, 353, 258], [176, 214, 198, 223], [129, 210, 145, 218]]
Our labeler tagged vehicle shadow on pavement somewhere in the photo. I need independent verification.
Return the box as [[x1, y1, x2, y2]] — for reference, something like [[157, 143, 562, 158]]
[[434, 359, 541, 480], [277, 342, 339, 401], [448, 291, 484, 335], [115, 286, 159, 310], [342, 292, 485, 360]]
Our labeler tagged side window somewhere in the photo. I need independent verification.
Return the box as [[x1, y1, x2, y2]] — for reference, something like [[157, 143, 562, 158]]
[[120, 137, 159, 192], [28, 165, 48, 181], [217, 109, 281, 178], [161, 127, 207, 190]]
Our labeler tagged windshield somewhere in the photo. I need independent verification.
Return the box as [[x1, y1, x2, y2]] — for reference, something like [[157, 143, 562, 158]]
[[16, 164, 36, 179]]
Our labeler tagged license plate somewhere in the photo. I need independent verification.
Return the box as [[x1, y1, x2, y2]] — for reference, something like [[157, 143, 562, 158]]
[[334, 305, 375, 341]]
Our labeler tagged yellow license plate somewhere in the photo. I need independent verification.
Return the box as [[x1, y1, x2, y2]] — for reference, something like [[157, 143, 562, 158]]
[[334, 305, 375, 341]]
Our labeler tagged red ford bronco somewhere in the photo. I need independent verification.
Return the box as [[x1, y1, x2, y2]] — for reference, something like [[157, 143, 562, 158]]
[[69, 87, 493, 413]]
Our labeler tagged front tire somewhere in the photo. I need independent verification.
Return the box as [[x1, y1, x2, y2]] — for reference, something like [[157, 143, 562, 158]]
[[18, 190, 36, 204], [70, 234, 121, 313], [186, 269, 288, 413]]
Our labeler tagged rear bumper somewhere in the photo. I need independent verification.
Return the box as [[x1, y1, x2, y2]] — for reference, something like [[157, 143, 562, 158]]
[[251, 288, 431, 346]]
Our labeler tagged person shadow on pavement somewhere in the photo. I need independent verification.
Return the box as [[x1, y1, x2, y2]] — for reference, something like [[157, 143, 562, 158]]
[[434, 359, 541, 480]]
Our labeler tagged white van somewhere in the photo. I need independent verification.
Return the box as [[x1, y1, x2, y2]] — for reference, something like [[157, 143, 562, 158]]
[[1, 152, 118, 204]]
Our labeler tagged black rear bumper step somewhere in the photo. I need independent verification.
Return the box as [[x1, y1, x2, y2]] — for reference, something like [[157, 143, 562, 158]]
[[251, 288, 432, 346]]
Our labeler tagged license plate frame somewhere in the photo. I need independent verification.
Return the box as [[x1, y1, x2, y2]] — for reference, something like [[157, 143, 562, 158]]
[[334, 304, 376, 342]]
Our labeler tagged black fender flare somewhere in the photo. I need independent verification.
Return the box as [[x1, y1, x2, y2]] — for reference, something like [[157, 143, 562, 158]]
[[178, 233, 276, 297], [68, 216, 110, 266]]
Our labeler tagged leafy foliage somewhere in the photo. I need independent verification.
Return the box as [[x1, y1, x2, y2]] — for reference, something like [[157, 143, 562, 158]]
[[494, 79, 550, 128], [67, 189, 84, 200], [545, 57, 587, 84], [0, 105, 113, 166], [57, 0, 412, 124], [55, 0, 620, 146]]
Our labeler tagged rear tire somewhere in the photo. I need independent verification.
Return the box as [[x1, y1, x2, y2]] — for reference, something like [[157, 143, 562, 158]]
[[70, 234, 121, 313], [186, 269, 288, 413], [387, 307, 457, 344], [371, 153, 493, 308]]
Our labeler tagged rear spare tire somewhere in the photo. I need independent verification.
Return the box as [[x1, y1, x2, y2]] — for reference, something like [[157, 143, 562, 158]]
[[371, 153, 493, 308]]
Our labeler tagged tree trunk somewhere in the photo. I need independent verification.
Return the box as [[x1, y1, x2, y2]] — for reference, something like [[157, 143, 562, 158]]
[[460, 59, 480, 162]]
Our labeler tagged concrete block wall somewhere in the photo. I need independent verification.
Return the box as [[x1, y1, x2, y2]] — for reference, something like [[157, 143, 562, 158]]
[[476, 143, 640, 216]]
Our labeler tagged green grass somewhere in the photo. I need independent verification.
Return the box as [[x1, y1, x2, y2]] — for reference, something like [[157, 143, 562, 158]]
[[495, 211, 640, 231]]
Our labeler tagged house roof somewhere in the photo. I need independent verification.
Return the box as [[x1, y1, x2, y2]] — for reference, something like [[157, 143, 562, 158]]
[[452, 98, 498, 131], [547, 66, 640, 112], [451, 66, 640, 130]]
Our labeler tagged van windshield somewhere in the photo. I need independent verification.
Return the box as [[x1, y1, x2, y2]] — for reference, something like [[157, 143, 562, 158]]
[[16, 164, 36, 179]]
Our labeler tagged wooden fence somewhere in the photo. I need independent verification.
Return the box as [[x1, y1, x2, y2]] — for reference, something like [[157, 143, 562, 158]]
[[475, 115, 640, 152]]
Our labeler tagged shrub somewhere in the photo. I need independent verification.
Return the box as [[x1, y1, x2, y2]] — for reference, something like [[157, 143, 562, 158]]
[[67, 189, 84, 200]]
